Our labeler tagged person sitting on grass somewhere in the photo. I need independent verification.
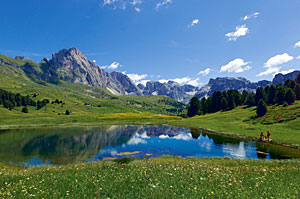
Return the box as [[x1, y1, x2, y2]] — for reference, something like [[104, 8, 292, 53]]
[[267, 131, 271, 141], [260, 132, 264, 141]]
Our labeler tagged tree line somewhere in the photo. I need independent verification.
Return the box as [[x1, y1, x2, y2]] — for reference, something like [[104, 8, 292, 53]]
[[187, 72, 300, 118], [0, 88, 49, 112]]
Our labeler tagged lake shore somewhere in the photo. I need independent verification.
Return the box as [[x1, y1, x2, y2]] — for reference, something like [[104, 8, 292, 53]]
[[1, 112, 300, 151]]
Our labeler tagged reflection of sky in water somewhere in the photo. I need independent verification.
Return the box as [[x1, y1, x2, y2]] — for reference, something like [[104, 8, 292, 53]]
[[3, 125, 282, 167], [21, 156, 51, 167], [88, 131, 262, 162]]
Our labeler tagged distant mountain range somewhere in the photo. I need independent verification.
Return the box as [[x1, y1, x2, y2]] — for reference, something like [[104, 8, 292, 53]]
[[0, 48, 299, 103]]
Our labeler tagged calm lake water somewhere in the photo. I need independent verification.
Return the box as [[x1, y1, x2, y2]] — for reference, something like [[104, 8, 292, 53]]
[[0, 125, 299, 166]]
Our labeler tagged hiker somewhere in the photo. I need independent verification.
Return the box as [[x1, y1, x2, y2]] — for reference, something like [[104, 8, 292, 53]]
[[267, 131, 271, 141], [260, 132, 264, 141]]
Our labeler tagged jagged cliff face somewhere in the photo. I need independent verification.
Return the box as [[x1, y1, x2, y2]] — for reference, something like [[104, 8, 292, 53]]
[[138, 81, 200, 103], [195, 77, 271, 98], [43, 48, 142, 96], [272, 71, 300, 85]]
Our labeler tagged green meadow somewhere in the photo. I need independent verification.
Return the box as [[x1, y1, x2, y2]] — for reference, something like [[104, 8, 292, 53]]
[[1, 157, 299, 198]]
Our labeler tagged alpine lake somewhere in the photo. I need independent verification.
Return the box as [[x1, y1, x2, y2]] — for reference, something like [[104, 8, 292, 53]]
[[0, 125, 299, 167]]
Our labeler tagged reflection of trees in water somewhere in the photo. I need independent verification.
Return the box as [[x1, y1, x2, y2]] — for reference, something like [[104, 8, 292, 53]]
[[191, 128, 241, 144], [0, 125, 191, 165], [256, 142, 300, 159]]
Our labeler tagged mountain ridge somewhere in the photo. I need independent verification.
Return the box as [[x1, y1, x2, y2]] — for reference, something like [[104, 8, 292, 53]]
[[1, 47, 299, 103]]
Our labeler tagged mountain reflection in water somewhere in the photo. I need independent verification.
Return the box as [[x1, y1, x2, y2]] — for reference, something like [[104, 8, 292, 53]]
[[0, 125, 299, 166]]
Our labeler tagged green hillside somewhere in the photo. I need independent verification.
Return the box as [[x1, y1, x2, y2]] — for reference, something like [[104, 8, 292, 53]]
[[0, 54, 186, 127]]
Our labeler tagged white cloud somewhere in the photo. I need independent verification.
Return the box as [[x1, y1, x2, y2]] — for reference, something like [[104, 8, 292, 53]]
[[257, 53, 294, 76], [297, 56, 300, 60], [197, 68, 211, 76], [136, 80, 151, 86], [220, 58, 252, 73], [225, 25, 249, 41], [127, 73, 148, 82], [92, 60, 96, 63], [188, 19, 199, 27], [243, 12, 260, 21], [130, 0, 142, 5], [158, 77, 201, 87], [264, 53, 294, 68], [127, 137, 147, 145], [102, 0, 142, 10], [101, 62, 122, 70], [275, 69, 297, 76], [294, 41, 300, 48], [159, 133, 192, 141], [156, 0, 173, 10]]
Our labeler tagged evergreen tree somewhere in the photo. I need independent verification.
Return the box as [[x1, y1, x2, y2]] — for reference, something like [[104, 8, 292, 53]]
[[296, 72, 300, 84], [255, 87, 265, 105], [212, 91, 223, 112], [3, 100, 14, 110], [222, 91, 228, 100], [221, 97, 228, 111], [200, 97, 207, 114], [242, 90, 248, 105], [187, 97, 201, 117], [294, 84, 300, 100], [276, 86, 286, 105], [257, 99, 268, 117], [245, 93, 256, 107], [285, 88, 295, 104], [267, 84, 277, 105], [206, 97, 213, 113], [227, 94, 236, 110], [284, 79, 296, 90], [22, 106, 29, 113], [264, 86, 270, 98]]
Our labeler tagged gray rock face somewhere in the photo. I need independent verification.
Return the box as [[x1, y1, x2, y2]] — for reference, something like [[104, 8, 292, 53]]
[[44, 48, 142, 95], [138, 81, 200, 103], [272, 71, 300, 85], [195, 77, 271, 98]]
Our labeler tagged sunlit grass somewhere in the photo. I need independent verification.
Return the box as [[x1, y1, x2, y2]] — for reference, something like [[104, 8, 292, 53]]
[[0, 157, 299, 198]]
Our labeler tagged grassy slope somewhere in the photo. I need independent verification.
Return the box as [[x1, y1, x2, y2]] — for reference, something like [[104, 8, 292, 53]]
[[0, 157, 299, 198], [169, 102, 300, 146], [0, 59, 186, 127]]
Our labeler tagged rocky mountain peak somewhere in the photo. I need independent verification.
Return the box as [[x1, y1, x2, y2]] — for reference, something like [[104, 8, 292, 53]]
[[272, 70, 300, 85], [50, 47, 93, 69]]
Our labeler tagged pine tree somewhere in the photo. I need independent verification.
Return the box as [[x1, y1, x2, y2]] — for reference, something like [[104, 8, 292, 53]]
[[285, 88, 295, 104], [257, 99, 268, 117], [22, 106, 29, 113], [276, 86, 286, 105], [206, 97, 213, 113], [221, 97, 228, 111], [227, 94, 236, 110], [255, 87, 265, 105], [245, 93, 256, 107], [296, 72, 300, 84], [187, 97, 201, 117], [200, 97, 207, 114], [294, 84, 300, 100], [212, 91, 223, 112], [242, 90, 248, 105], [267, 84, 277, 105], [284, 79, 296, 90]]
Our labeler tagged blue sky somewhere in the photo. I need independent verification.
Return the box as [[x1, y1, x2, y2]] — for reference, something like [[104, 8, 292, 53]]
[[1, 0, 300, 87]]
